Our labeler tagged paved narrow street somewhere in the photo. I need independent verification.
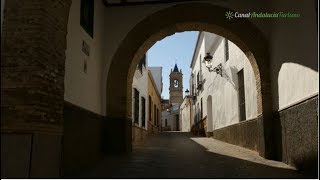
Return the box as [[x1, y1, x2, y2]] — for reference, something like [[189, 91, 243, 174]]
[[87, 132, 304, 178]]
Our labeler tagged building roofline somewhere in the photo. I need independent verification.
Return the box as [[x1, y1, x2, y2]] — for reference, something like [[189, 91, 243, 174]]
[[148, 70, 161, 99], [190, 32, 203, 68]]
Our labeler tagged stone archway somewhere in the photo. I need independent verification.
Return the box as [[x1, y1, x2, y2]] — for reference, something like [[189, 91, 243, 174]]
[[106, 2, 275, 159]]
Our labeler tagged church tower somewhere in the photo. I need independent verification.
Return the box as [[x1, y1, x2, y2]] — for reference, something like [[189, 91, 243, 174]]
[[169, 63, 183, 104]]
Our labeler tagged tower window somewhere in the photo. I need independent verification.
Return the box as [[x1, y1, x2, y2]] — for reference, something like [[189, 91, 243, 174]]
[[174, 80, 179, 87]]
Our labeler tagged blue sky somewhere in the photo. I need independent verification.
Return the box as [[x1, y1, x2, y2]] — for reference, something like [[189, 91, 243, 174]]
[[147, 31, 199, 99]]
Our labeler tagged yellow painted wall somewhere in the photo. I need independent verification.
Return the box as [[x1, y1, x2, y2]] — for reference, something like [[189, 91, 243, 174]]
[[148, 71, 162, 128]]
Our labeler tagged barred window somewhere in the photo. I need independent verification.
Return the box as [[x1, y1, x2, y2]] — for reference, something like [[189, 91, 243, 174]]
[[80, 0, 94, 37], [149, 96, 152, 121], [141, 97, 146, 127], [134, 89, 139, 125]]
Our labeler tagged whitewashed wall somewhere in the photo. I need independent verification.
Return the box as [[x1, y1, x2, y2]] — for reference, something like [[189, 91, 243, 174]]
[[180, 97, 191, 132], [190, 32, 258, 132], [161, 104, 180, 131], [132, 56, 149, 129], [62, 0, 318, 116], [269, 0, 318, 111], [64, 0, 105, 114]]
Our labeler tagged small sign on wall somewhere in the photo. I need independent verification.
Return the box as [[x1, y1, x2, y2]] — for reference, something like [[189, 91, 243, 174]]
[[82, 40, 90, 56]]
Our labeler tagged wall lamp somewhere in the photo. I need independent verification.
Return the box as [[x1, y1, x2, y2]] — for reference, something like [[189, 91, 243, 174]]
[[203, 52, 223, 76], [185, 89, 190, 97], [185, 89, 196, 102]]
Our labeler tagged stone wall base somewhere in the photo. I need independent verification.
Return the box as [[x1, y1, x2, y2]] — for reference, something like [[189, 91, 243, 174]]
[[132, 126, 148, 145], [212, 117, 262, 152], [211, 95, 318, 177], [62, 102, 132, 177], [277, 95, 318, 177], [1, 133, 62, 178]]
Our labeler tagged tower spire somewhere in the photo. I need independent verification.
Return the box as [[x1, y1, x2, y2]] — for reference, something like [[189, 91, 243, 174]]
[[173, 63, 179, 72]]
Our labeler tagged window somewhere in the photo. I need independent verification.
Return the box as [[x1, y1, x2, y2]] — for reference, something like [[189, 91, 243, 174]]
[[201, 98, 203, 119], [225, 38, 229, 61], [174, 80, 179, 88], [149, 96, 152, 121], [175, 114, 179, 131], [165, 119, 168, 127], [154, 104, 157, 125], [134, 89, 139, 125], [80, 0, 94, 37], [238, 69, 246, 121], [191, 73, 195, 96], [141, 97, 146, 127], [197, 72, 200, 85], [157, 108, 160, 126]]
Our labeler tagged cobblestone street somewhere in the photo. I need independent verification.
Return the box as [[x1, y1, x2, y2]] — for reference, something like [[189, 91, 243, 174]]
[[86, 132, 304, 178]]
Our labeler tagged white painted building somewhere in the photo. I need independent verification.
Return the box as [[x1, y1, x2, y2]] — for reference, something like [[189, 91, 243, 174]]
[[162, 104, 180, 131], [182, 31, 258, 133], [179, 97, 192, 132], [132, 54, 149, 128], [148, 67, 163, 95]]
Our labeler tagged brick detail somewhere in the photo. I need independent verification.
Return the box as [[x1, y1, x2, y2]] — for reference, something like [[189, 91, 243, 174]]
[[1, 0, 71, 134]]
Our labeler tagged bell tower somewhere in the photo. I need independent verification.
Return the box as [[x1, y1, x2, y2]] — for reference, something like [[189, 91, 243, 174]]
[[169, 63, 183, 104]]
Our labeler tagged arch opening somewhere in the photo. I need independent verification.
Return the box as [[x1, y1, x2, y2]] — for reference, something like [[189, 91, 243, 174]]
[[106, 2, 274, 159]]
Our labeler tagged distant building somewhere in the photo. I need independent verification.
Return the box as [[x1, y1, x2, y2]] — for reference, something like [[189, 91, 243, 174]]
[[131, 54, 163, 144], [180, 96, 192, 132], [161, 63, 183, 131]]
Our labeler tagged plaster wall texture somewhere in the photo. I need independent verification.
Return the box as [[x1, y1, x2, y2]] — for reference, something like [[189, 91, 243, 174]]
[[268, 0, 318, 110], [63, 0, 318, 117], [132, 57, 149, 129], [148, 71, 162, 128], [64, 0, 105, 115], [180, 97, 192, 132], [100, 0, 272, 116], [190, 32, 258, 132], [161, 104, 180, 131], [148, 67, 163, 95]]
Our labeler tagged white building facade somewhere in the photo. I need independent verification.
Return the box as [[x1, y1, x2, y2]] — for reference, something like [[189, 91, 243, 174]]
[[162, 104, 180, 131], [179, 97, 192, 132], [182, 31, 258, 134], [132, 54, 149, 129]]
